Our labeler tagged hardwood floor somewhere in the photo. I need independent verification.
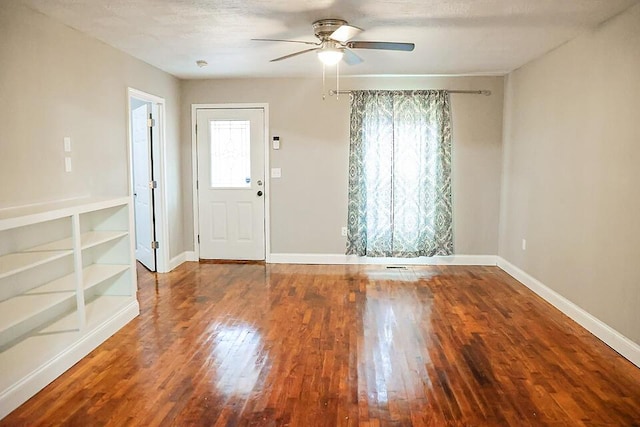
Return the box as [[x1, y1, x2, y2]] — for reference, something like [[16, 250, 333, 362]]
[[2, 263, 640, 426]]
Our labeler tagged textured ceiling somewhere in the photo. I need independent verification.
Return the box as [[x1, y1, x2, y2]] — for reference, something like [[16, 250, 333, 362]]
[[17, 0, 640, 79]]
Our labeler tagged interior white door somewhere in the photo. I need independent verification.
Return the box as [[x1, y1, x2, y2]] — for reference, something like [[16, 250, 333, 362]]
[[196, 108, 265, 260], [132, 103, 156, 271]]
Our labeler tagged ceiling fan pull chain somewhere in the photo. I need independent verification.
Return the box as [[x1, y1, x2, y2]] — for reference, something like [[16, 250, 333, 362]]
[[322, 63, 326, 100], [336, 61, 340, 100]]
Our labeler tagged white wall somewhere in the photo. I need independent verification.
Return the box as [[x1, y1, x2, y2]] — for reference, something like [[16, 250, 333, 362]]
[[500, 4, 640, 344], [181, 75, 504, 256], [0, 2, 185, 258]]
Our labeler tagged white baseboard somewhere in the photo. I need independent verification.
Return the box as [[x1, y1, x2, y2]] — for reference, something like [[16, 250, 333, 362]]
[[497, 257, 640, 368], [168, 251, 198, 271], [0, 300, 139, 420], [268, 253, 498, 266]]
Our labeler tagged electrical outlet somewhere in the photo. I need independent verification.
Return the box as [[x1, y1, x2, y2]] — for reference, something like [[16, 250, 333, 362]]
[[341, 227, 347, 237], [64, 157, 72, 172], [522, 239, 527, 250]]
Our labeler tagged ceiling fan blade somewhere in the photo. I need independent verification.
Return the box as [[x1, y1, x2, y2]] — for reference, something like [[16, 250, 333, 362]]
[[270, 47, 320, 62], [347, 41, 415, 51], [252, 38, 319, 46], [343, 48, 363, 65], [329, 25, 363, 43]]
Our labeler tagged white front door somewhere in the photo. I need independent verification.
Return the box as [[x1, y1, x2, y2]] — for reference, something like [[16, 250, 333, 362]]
[[132, 102, 156, 270], [196, 108, 265, 260]]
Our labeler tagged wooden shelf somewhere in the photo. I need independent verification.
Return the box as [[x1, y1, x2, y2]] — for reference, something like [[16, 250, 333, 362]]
[[0, 274, 76, 335], [85, 295, 135, 328], [0, 295, 136, 394], [0, 196, 138, 419], [81, 231, 128, 250], [0, 196, 130, 229], [83, 264, 129, 290], [28, 230, 128, 252], [26, 239, 73, 252], [0, 264, 128, 338], [0, 250, 72, 280], [35, 294, 134, 333], [0, 318, 80, 394]]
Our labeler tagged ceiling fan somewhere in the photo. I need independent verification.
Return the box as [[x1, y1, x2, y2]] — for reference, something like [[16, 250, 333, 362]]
[[252, 19, 415, 66]]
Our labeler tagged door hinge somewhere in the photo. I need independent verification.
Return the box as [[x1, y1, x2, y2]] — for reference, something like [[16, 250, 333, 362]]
[[197, 235, 200, 244], [196, 180, 199, 190], [148, 118, 156, 127], [149, 180, 157, 189], [151, 241, 159, 249]]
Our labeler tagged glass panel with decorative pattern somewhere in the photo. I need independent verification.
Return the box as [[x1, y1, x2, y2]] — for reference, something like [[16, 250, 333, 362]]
[[209, 120, 251, 188]]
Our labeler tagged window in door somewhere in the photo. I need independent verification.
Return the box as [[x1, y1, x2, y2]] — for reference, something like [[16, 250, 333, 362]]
[[210, 120, 251, 188]]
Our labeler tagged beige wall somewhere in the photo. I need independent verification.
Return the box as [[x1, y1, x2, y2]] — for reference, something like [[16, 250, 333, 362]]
[[5, 0, 636, 353], [181, 75, 504, 254], [0, 2, 185, 257], [500, 4, 640, 343]]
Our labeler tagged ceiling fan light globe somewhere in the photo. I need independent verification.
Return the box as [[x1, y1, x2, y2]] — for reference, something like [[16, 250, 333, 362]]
[[317, 48, 344, 66]]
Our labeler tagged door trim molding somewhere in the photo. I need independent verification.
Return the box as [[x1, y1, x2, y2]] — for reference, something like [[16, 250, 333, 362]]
[[127, 88, 170, 273], [191, 103, 271, 262]]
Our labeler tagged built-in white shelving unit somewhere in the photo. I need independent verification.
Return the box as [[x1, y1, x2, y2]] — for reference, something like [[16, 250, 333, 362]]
[[0, 197, 139, 419]]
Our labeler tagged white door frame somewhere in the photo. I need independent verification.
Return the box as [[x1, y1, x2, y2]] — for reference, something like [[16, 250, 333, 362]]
[[191, 103, 270, 262], [127, 87, 170, 273]]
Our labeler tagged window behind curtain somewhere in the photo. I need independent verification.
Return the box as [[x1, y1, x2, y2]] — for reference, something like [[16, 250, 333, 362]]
[[346, 90, 453, 257]]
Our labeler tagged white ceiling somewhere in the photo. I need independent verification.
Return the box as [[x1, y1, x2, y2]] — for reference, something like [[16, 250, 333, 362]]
[[18, 0, 639, 79]]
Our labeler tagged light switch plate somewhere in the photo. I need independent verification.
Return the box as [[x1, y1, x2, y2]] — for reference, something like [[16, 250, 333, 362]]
[[63, 137, 71, 152], [271, 168, 281, 178]]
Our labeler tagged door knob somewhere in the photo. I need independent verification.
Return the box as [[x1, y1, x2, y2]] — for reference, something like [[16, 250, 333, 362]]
[[257, 190, 263, 197]]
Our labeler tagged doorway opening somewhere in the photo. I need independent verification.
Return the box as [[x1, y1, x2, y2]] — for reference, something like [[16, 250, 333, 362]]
[[128, 88, 169, 272]]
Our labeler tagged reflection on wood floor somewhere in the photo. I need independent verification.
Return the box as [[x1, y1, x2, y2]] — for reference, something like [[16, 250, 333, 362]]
[[3, 263, 640, 426]]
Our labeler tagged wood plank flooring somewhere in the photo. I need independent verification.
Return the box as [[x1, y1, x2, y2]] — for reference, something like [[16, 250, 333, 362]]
[[2, 263, 640, 426]]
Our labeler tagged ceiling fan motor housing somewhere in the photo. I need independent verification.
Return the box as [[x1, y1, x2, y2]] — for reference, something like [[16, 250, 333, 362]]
[[313, 19, 348, 41]]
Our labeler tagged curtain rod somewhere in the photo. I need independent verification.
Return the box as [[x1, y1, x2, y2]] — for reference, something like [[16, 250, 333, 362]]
[[329, 89, 491, 96]]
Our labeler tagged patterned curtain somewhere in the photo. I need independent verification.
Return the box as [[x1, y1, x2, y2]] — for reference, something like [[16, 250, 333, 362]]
[[346, 90, 453, 257]]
